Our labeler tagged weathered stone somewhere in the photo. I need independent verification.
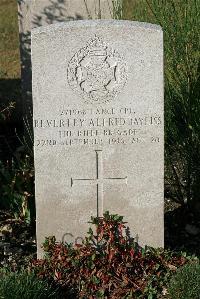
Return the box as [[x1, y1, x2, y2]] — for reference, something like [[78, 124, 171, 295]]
[[32, 20, 164, 257], [17, 0, 115, 117]]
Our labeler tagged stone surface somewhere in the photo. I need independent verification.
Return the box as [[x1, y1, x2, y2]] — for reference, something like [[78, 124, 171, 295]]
[[32, 20, 164, 257], [17, 0, 115, 117]]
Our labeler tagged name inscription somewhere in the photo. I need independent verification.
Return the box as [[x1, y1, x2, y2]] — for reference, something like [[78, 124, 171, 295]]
[[34, 106, 162, 147]]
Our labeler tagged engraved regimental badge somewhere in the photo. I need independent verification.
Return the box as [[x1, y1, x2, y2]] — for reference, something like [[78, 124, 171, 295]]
[[67, 35, 127, 104]]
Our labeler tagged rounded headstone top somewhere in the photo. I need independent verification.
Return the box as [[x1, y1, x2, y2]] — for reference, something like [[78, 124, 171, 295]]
[[31, 20, 162, 36]]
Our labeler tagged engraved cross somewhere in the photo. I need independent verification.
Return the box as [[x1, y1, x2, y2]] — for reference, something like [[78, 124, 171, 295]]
[[71, 150, 128, 217]]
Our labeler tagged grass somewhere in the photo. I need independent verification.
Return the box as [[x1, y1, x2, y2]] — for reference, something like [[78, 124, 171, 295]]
[[168, 263, 200, 299], [0, 0, 21, 120], [122, 0, 149, 20], [122, 0, 200, 208], [0, 0, 20, 79], [0, 269, 59, 299]]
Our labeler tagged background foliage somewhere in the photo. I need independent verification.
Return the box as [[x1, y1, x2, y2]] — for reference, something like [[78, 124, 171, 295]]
[[122, 0, 200, 211], [0, 154, 34, 223]]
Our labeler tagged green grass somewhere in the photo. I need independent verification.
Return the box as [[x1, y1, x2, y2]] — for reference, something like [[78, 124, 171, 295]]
[[122, 0, 200, 207], [0, 0, 20, 79], [0, 269, 59, 299], [168, 263, 200, 299], [0, 0, 21, 119]]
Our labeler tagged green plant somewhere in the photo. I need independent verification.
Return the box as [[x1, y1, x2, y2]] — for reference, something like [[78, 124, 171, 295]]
[[122, 0, 200, 212], [0, 153, 35, 224], [168, 263, 200, 299], [0, 101, 15, 121], [112, 0, 123, 19], [150, 0, 200, 212], [0, 269, 59, 299], [32, 212, 190, 298]]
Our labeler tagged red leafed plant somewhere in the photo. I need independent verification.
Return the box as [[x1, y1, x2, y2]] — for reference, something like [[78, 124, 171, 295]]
[[31, 211, 188, 298]]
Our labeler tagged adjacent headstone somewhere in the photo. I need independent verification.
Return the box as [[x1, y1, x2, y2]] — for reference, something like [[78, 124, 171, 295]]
[[32, 20, 164, 257], [17, 0, 115, 117]]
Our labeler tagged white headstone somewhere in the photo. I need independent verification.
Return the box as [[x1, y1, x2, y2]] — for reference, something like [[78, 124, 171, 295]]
[[32, 20, 164, 257]]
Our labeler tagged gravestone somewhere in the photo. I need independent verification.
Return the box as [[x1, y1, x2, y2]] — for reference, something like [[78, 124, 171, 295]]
[[17, 0, 116, 117], [32, 20, 164, 257]]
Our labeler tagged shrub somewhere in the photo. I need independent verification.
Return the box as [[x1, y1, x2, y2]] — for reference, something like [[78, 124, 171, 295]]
[[0, 269, 59, 299], [168, 263, 200, 299], [32, 212, 189, 298]]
